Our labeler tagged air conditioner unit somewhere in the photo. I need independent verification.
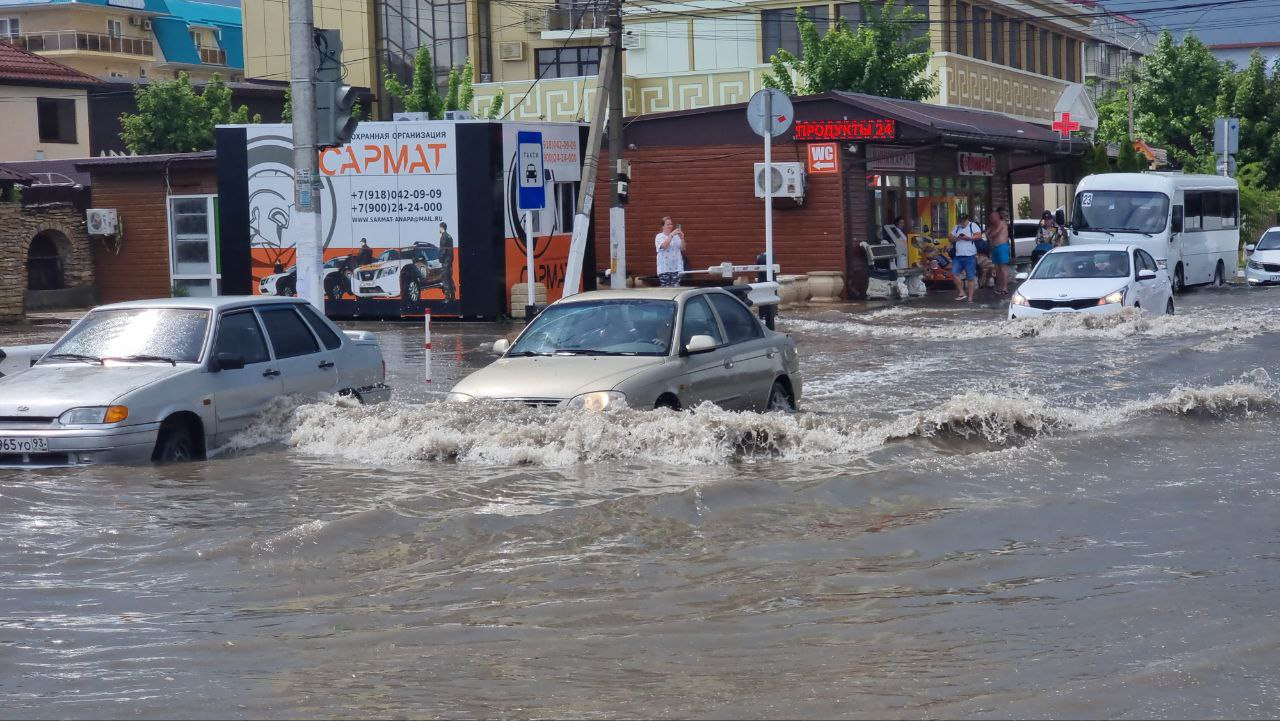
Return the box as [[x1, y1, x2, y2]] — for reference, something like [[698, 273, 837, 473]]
[[754, 162, 805, 200], [443, 110, 473, 120], [128, 15, 141, 26], [498, 41, 524, 61], [86, 208, 119, 235], [621, 30, 643, 50], [393, 112, 429, 121], [142, 19, 151, 30]]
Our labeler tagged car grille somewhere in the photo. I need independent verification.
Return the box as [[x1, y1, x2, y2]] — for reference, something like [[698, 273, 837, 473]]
[[0, 416, 55, 425], [1262, 263, 1280, 273], [0, 452, 74, 466], [497, 397, 562, 407], [1028, 298, 1099, 310]]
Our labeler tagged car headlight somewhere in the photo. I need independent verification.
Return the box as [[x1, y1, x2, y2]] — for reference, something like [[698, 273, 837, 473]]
[[1247, 260, 1263, 270], [378, 267, 397, 278], [59, 405, 128, 425], [563, 391, 626, 411], [1098, 289, 1126, 305], [1010, 291, 1030, 306], [445, 392, 474, 403]]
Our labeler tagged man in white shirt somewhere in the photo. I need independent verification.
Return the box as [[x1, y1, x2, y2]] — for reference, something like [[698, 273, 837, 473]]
[[949, 211, 984, 302], [654, 216, 685, 287]]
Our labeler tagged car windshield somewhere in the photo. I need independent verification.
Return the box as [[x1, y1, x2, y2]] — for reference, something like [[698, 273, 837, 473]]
[[1256, 231, 1280, 251], [1073, 190, 1169, 234], [509, 299, 677, 357], [45, 308, 210, 364], [1031, 250, 1131, 280], [324, 257, 347, 269], [377, 250, 398, 262]]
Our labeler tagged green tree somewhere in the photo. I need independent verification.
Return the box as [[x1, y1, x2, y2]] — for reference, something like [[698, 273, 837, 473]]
[[444, 66, 461, 113], [1133, 31, 1227, 167], [457, 60, 475, 112], [384, 47, 444, 118], [762, 0, 935, 101], [120, 72, 259, 154], [1116, 138, 1147, 172], [485, 88, 505, 119], [1081, 141, 1112, 175], [281, 85, 292, 123]]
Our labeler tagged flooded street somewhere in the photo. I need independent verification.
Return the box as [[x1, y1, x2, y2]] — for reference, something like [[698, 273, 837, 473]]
[[4, 286, 1280, 719]]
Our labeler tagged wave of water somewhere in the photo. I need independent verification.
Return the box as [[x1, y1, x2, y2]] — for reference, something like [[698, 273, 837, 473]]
[[233, 371, 1276, 468], [784, 306, 1274, 345]]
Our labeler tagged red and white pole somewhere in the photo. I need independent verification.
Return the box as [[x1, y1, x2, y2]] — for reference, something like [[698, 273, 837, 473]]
[[423, 309, 432, 383]]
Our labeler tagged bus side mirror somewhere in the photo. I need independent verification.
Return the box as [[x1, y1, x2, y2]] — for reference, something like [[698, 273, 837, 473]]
[[1171, 207, 1184, 234]]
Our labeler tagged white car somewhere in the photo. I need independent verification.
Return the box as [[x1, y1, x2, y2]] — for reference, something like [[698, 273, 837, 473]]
[[259, 255, 354, 300], [1244, 227, 1280, 286], [1009, 244, 1174, 319], [0, 296, 390, 467], [353, 244, 445, 300]]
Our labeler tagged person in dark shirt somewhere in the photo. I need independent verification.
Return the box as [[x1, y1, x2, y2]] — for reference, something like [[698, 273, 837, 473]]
[[356, 238, 374, 266], [438, 223, 456, 303]]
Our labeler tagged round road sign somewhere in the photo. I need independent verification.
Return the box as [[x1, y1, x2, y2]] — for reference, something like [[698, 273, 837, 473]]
[[747, 88, 794, 138]]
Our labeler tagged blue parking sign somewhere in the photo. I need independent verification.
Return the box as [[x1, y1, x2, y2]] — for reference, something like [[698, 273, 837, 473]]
[[517, 130, 545, 210]]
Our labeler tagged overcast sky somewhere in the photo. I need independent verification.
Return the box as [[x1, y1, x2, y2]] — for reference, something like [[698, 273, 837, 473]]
[[1104, 0, 1275, 46]]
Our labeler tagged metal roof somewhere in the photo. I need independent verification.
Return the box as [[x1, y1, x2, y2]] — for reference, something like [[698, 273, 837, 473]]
[[74, 151, 215, 171]]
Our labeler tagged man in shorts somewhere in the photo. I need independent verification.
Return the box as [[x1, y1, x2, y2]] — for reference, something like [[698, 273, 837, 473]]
[[949, 212, 983, 302], [987, 209, 1011, 294]]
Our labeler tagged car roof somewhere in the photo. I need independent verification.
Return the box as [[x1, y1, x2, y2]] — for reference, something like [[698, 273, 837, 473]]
[[557, 286, 727, 303], [1047, 243, 1139, 253], [93, 295, 314, 312]]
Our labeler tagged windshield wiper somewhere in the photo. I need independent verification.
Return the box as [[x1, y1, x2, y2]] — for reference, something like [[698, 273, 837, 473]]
[[1113, 227, 1154, 237], [102, 354, 177, 366], [44, 352, 103, 364], [509, 350, 552, 357], [554, 349, 613, 356]]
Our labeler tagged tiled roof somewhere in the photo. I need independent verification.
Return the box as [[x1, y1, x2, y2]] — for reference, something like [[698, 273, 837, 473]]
[[0, 165, 36, 185], [0, 42, 101, 86]]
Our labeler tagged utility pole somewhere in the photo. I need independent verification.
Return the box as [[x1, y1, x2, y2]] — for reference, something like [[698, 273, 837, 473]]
[[607, 0, 626, 289], [562, 43, 613, 297], [288, 0, 323, 309]]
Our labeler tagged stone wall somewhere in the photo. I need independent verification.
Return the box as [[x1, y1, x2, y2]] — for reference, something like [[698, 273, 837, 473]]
[[0, 202, 95, 321]]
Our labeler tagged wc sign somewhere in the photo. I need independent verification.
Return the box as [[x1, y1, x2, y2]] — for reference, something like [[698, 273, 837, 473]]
[[807, 143, 839, 175]]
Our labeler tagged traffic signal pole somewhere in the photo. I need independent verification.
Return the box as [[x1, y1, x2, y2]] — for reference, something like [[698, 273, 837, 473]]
[[288, 0, 324, 309]]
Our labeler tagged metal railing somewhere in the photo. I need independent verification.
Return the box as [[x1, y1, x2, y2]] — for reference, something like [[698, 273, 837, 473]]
[[5, 30, 153, 57], [544, 5, 609, 31]]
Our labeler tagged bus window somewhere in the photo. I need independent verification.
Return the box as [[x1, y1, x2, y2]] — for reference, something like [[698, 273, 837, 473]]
[[1221, 191, 1238, 228], [1201, 192, 1221, 230], [1184, 191, 1203, 231]]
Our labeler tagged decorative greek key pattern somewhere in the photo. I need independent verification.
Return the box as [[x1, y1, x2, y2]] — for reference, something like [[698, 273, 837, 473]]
[[930, 54, 1071, 123]]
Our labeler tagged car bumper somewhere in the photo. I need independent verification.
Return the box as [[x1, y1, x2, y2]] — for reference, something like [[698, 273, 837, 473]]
[[1244, 267, 1280, 285], [354, 283, 397, 298], [0, 423, 160, 467], [1009, 303, 1124, 319], [356, 383, 392, 404]]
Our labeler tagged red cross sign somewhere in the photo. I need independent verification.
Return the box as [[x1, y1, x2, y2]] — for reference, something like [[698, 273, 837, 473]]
[[1053, 112, 1081, 139]]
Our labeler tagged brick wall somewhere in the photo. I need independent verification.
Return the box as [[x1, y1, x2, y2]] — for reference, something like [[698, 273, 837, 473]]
[[593, 145, 847, 281], [87, 168, 218, 304], [0, 203, 93, 321]]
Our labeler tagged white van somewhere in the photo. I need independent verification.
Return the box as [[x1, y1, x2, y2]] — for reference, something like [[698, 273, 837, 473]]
[[1070, 172, 1239, 293]]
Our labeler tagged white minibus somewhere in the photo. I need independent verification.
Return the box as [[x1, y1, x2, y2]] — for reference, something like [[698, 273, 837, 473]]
[[1070, 172, 1239, 293]]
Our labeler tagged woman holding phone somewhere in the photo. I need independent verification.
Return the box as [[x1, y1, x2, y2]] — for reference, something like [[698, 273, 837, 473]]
[[655, 216, 686, 287]]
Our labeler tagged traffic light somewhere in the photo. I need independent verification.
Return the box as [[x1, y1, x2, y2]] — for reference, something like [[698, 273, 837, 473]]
[[312, 29, 359, 148]]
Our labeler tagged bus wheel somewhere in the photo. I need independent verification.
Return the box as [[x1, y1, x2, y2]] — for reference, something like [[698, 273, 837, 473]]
[[1213, 261, 1226, 287], [1173, 264, 1185, 295]]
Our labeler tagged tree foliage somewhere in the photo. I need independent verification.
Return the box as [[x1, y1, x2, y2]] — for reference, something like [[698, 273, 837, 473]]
[[762, 0, 936, 101], [1132, 32, 1227, 168], [385, 49, 477, 118], [485, 88, 506, 119], [120, 72, 260, 154]]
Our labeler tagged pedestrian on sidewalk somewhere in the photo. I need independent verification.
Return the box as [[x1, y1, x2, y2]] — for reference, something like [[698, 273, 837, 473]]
[[949, 212, 983, 302], [987, 208, 1011, 294], [655, 216, 686, 287]]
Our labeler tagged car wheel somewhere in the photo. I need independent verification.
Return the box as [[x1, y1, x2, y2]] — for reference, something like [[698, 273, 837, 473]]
[[401, 274, 421, 300], [654, 394, 681, 411], [766, 380, 796, 412], [1213, 261, 1226, 287], [325, 278, 343, 300], [154, 425, 195, 463], [1166, 297, 1175, 315], [1173, 264, 1185, 295], [279, 282, 295, 297]]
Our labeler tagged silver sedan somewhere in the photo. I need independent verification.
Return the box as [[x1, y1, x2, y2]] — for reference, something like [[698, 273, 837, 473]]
[[448, 287, 801, 411]]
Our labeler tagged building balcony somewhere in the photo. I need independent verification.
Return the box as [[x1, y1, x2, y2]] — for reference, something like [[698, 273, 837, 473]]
[[198, 46, 226, 65], [7, 30, 154, 57], [1085, 58, 1116, 79], [544, 5, 609, 31]]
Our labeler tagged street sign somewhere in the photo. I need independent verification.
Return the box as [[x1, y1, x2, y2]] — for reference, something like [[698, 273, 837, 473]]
[[1216, 156, 1237, 176], [516, 130, 545, 210], [1214, 117, 1239, 154], [746, 88, 794, 138], [807, 143, 839, 174]]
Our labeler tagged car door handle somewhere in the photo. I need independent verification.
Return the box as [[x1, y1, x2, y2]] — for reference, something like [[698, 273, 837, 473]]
[[262, 369, 280, 377], [318, 360, 335, 369], [723, 360, 734, 369], [766, 349, 777, 359]]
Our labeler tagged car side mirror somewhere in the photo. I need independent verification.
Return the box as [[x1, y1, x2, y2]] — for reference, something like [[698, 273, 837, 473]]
[[1171, 207, 1184, 234], [682, 334, 717, 355], [1245, 243, 1256, 254], [1137, 269, 1158, 281], [492, 338, 510, 354], [212, 352, 245, 372], [1014, 272, 1029, 281]]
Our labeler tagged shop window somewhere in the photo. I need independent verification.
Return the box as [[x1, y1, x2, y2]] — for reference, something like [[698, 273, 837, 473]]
[[534, 46, 601, 79], [36, 98, 77, 143], [970, 6, 986, 61], [762, 5, 829, 60], [169, 195, 220, 296]]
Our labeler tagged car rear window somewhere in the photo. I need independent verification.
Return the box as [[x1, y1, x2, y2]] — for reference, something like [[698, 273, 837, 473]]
[[297, 304, 344, 350], [258, 307, 320, 358]]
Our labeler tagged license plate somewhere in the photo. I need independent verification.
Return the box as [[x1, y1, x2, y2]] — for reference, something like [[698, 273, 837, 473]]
[[0, 437, 48, 453]]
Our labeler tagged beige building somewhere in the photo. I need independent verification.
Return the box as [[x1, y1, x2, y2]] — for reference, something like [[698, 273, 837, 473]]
[[0, 42, 98, 161], [241, 0, 377, 93], [469, 0, 1100, 131], [0, 0, 244, 83]]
